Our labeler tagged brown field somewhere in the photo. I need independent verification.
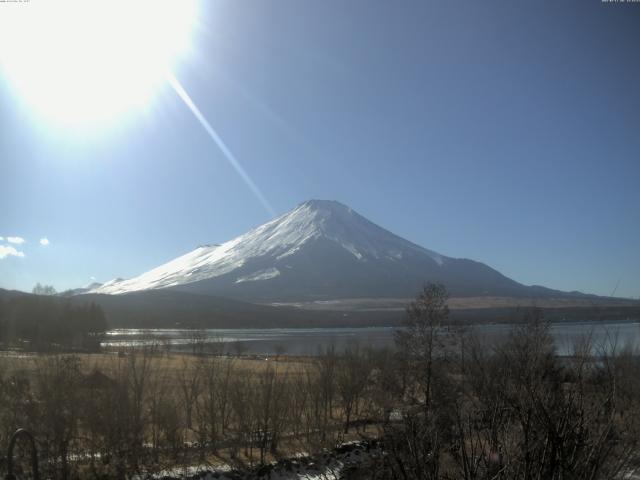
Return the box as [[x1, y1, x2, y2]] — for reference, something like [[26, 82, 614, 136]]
[[0, 348, 382, 479], [0, 350, 316, 380], [270, 295, 639, 311]]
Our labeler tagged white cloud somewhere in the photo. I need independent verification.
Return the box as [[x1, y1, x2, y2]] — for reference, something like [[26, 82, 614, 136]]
[[0, 236, 3, 240], [39, 237, 50, 246], [0, 245, 25, 259], [7, 236, 25, 245]]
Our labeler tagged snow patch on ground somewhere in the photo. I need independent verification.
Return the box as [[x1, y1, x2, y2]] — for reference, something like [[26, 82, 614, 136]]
[[134, 440, 379, 480]]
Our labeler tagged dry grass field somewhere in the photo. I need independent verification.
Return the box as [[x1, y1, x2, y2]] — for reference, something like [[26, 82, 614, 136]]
[[273, 295, 640, 311], [1, 351, 314, 377]]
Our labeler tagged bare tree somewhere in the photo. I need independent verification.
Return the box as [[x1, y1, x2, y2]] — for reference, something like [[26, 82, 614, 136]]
[[177, 357, 201, 431], [33, 355, 82, 479], [32, 283, 57, 296], [336, 344, 370, 433], [395, 283, 449, 408]]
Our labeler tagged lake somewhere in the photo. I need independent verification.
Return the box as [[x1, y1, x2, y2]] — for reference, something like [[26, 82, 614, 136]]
[[102, 320, 640, 356]]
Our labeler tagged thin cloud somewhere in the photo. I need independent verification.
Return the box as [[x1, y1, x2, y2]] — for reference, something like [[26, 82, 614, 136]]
[[0, 245, 25, 259], [40, 237, 50, 246], [7, 236, 25, 245]]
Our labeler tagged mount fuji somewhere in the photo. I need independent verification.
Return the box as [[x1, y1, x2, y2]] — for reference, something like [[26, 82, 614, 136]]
[[88, 200, 568, 302]]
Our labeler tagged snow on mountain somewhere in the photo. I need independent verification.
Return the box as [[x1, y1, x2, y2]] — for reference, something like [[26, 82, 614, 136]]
[[59, 281, 104, 297], [88, 199, 541, 301], [91, 200, 446, 295], [235, 268, 281, 283]]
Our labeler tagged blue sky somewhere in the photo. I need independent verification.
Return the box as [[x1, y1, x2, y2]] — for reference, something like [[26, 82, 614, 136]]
[[1, 0, 639, 298]]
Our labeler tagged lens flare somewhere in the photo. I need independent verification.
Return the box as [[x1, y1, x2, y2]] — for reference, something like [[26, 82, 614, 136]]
[[0, 0, 198, 128], [167, 73, 276, 217]]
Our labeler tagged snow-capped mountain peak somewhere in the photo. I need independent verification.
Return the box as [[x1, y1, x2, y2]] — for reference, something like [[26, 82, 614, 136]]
[[88, 200, 527, 300], [91, 200, 444, 295], [92, 199, 446, 295], [276, 199, 445, 264]]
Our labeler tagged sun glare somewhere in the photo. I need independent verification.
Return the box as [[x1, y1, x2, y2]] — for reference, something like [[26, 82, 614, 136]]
[[0, 0, 198, 129]]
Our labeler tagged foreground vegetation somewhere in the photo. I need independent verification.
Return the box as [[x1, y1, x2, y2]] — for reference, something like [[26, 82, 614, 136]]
[[1, 284, 640, 479]]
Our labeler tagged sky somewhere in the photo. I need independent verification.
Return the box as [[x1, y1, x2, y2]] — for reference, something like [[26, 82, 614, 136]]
[[0, 0, 639, 298]]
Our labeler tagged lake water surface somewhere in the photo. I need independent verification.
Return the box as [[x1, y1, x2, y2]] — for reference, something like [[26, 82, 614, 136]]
[[103, 320, 640, 356]]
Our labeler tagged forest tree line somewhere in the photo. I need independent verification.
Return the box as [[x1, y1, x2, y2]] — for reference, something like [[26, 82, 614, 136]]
[[0, 294, 108, 352]]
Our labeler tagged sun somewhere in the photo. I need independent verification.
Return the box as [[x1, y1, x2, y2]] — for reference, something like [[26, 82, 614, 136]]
[[0, 0, 198, 129]]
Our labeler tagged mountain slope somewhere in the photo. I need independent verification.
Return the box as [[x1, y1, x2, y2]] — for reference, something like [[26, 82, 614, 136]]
[[2, 287, 638, 330], [60, 282, 103, 297], [89, 200, 570, 301], [73, 290, 401, 329]]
